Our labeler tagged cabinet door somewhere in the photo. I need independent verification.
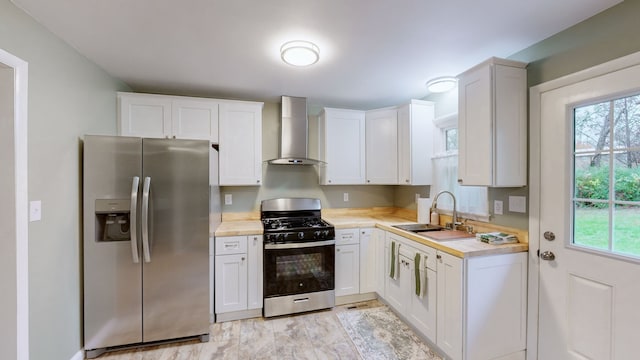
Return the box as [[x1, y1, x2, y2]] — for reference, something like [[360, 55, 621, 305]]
[[458, 64, 493, 186], [247, 235, 263, 310], [409, 263, 437, 341], [219, 101, 263, 185], [385, 237, 406, 313], [365, 108, 397, 184], [118, 93, 172, 138], [335, 244, 360, 297], [359, 229, 376, 293], [214, 253, 248, 314], [172, 99, 219, 142], [436, 251, 463, 360], [397, 101, 435, 185], [319, 108, 366, 185], [465, 252, 527, 360], [374, 229, 386, 297]]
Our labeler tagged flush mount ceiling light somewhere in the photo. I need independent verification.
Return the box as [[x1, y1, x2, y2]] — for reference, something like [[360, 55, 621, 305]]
[[280, 40, 320, 67], [426, 76, 457, 93]]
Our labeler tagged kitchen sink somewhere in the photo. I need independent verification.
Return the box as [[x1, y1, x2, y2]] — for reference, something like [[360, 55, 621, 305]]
[[392, 223, 444, 232]]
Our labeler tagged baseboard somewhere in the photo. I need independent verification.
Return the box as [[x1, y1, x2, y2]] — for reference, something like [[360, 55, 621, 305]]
[[335, 292, 377, 306], [70, 349, 84, 360]]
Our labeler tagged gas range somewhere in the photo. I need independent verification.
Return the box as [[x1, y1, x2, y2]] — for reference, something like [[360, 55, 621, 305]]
[[261, 198, 335, 244], [260, 198, 336, 318]]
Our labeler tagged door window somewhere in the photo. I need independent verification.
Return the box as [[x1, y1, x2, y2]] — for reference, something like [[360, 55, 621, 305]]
[[573, 94, 640, 258]]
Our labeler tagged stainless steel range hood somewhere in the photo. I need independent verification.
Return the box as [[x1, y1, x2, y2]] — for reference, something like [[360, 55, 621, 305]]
[[268, 96, 323, 165]]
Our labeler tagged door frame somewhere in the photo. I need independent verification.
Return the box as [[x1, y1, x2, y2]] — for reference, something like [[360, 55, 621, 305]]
[[528, 50, 640, 360], [0, 48, 29, 360]]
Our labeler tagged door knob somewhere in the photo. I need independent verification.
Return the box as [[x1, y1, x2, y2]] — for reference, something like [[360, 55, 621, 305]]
[[544, 231, 556, 241], [540, 251, 555, 261]]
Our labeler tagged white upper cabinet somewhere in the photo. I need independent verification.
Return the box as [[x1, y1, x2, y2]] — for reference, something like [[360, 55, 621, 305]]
[[218, 101, 263, 186], [397, 100, 435, 185], [319, 108, 366, 185], [171, 98, 219, 141], [457, 57, 527, 187], [118, 93, 172, 138], [365, 108, 398, 184], [117, 92, 219, 142]]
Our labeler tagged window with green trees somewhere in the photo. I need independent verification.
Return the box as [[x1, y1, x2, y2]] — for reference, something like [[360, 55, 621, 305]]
[[573, 94, 640, 257]]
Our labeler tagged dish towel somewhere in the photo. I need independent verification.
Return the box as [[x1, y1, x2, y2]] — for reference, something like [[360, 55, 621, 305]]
[[414, 253, 429, 299], [414, 253, 421, 296], [389, 241, 400, 280], [389, 241, 396, 279]]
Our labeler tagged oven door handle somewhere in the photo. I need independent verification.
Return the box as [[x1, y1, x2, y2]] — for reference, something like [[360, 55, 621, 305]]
[[264, 239, 335, 250]]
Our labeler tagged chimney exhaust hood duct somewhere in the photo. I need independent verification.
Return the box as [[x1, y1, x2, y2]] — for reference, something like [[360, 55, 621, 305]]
[[268, 96, 324, 165]]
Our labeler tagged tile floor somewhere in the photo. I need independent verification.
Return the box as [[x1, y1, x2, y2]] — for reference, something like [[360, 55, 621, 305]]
[[93, 300, 383, 360]]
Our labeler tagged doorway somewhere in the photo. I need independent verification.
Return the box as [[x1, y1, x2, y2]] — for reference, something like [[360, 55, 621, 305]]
[[0, 48, 29, 360], [530, 52, 640, 359]]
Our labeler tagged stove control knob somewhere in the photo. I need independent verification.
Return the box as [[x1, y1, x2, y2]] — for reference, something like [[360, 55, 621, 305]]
[[276, 233, 284, 242], [323, 230, 330, 238], [314, 231, 322, 239], [298, 231, 305, 239]]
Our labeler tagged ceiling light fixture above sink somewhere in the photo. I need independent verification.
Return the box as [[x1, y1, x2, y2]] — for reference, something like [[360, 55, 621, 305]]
[[426, 76, 457, 93], [280, 40, 320, 67]]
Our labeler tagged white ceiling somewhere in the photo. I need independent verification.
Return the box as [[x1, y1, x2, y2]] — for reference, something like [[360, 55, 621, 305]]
[[12, 0, 621, 110]]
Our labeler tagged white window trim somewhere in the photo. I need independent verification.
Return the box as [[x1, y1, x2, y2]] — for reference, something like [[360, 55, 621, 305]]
[[431, 113, 489, 221]]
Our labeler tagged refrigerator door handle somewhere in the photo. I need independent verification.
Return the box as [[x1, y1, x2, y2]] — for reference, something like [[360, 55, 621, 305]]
[[142, 176, 152, 263], [130, 176, 140, 263]]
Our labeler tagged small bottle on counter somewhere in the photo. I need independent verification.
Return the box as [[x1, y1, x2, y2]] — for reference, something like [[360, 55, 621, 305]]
[[430, 210, 440, 226]]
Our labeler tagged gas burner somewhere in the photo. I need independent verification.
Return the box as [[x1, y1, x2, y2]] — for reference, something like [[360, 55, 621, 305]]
[[261, 198, 335, 244]]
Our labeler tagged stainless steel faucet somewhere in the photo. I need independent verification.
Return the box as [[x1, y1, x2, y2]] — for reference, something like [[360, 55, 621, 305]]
[[431, 190, 458, 229]]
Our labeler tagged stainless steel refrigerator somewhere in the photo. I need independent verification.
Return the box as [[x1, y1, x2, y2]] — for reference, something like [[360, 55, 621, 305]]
[[83, 135, 212, 358]]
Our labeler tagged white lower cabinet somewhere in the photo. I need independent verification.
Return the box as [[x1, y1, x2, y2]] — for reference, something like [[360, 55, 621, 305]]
[[380, 231, 527, 360], [359, 228, 376, 293], [373, 229, 386, 297], [384, 233, 410, 313], [436, 251, 463, 360], [335, 228, 360, 297], [214, 235, 262, 321], [409, 245, 438, 342]]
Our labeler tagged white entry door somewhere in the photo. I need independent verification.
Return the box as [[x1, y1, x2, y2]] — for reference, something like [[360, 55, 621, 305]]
[[535, 58, 640, 359]]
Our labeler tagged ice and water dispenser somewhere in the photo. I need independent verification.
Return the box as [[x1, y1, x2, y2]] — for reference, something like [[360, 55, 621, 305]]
[[95, 199, 131, 242]]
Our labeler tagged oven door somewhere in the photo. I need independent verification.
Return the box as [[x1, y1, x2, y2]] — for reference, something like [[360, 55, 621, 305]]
[[263, 240, 335, 298]]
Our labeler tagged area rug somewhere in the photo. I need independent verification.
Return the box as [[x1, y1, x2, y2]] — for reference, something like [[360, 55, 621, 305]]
[[336, 306, 443, 360]]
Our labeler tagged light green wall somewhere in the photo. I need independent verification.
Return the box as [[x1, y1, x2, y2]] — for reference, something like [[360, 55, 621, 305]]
[[0, 1, 130, 359], [510, 0, 640, 87]]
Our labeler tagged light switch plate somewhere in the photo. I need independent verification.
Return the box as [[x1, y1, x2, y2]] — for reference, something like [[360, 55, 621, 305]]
[[29, 200, 42, 222], [494, 200, 503, 215], [343, 193, 349, 202], [224, 194, 232, 205], [509, 196, 527, 213]]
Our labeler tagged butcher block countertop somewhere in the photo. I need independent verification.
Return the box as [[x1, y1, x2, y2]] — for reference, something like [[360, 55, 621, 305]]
[[215, 207, 528, 258]]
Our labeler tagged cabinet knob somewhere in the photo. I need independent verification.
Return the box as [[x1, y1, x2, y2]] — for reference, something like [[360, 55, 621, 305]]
[[405, 179, 409, 183], [256, 180, 260, 183], [328, 180, 332, 183], [241, 257, 245, 261], [336, 248, 340, 252], [457, 179, 463, 183], [173, 135, 176, 139], [436, 254, 442, 260]]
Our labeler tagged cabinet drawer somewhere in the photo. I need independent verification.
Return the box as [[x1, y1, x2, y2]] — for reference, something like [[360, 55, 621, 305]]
[[335, 228, 360, 245], [215, 236, 247, 255]]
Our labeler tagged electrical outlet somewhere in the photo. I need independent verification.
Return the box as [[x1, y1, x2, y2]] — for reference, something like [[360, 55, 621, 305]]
[[224, 194, 232, 205], [494, 200, 503, 215], [343, 193, 349, 202], [415, 193, 421, 203]]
